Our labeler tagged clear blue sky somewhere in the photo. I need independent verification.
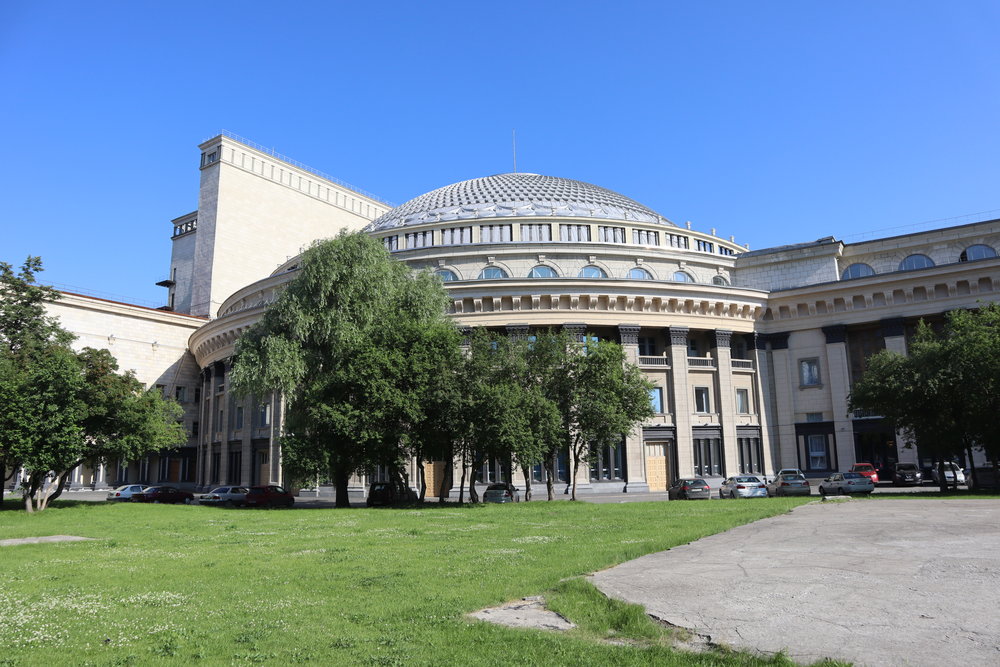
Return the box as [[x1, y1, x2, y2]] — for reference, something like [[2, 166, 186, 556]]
[[3, 1, 998, 307]]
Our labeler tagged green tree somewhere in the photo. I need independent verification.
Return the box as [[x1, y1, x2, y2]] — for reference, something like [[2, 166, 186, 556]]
[[1, 257, 185, 511], [230, 232, 458, 508], [849, 305, 1000, 492]]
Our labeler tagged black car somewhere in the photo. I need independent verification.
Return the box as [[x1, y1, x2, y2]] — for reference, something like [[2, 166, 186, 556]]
[[366, 481, 417, 507], [891, 462, 922, 486]]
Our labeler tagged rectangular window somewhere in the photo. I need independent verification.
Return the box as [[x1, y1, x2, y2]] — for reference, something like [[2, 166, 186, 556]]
[[520, 223, 551, 242], [805, 412, 824, 423], [736, 388, 750, 414], [479, 224, 512, 243], [649, 387, 664, 414], [217, 409, 224, 434], [174, 386, 186, 403], [404, 230, 434, 248], [666, 233, 689, 249], [694, 387, 711, 413], [696, 239, 715, 253], [194, 386, 201, 403], [719, 246, 736, 256], [688, 338, 699, 355], [382, 235, 399, 251], [807, 434, 828, 469], [637, 336, 656, 356], [441, 227, 472, 245], [694, 438, 724, 477], [799, 358, 821, 387], [737, 437, 763, 474], [631, 229, 659, 245], [256, 403, 271, 428], [558, 224, 591, 242], [598, 226, 626, 243], [235, 406, 244, 430], [191, 420, 199, 437]]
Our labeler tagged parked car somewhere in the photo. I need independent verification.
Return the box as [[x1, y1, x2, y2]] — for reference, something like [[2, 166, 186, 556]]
[[131, 486, 195, 504], [818, 472, 874, 496], [668, 478, 711, 500], [767, 473, 811, 497], [366, 482, 418, 507], [890, 462, 922, 486], [967, 467, 1000, 491], [930, 462, 966, 486], [199, 486, 249, 507], [719, 475, 767, 499], [849, 463, 879, 484], [244, 485, 295, 508], [483, 482, 520, 503], [107, 484, 147, 502]]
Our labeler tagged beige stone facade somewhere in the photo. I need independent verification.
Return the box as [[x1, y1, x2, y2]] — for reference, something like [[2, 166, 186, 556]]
[[24, 134, 999, 497]]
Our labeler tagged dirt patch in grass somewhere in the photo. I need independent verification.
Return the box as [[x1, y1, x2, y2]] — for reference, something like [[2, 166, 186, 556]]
[[0, 535, 94, 547]]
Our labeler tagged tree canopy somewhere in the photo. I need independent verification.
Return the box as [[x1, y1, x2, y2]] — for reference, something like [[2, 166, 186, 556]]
[[230, 232, 460, 508], [0, 257, 186, 511], [848, 303, 1000, 490]]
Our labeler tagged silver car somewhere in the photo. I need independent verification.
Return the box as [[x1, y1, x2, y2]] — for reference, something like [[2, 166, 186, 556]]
[[930, 462, 966, 486], [719, 475, 767, 498], [767, 474, 811, 497], [818, 472, 874, 496], [199, 486, 249, 507], [482, 483, 520, 503], [107, 484, 147, 501]]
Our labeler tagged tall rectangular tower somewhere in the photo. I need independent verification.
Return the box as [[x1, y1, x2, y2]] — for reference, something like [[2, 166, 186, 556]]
[[163, 133, 391, 318]]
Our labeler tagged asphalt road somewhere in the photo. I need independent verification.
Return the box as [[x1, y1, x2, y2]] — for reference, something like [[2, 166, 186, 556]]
[[591, 498, 1000, 666]]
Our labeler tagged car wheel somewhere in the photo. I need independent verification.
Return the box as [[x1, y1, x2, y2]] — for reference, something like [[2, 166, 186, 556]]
[[184, 497, 193, 505], [838, 487, 845, 495]]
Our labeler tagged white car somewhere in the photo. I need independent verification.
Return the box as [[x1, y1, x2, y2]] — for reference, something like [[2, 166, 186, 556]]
[[199, 486, 249, 507], [719, 475, 767, 498], [818, 472, 874, 496], [107, 484, 147, 501], [931, 462, 966, 486]]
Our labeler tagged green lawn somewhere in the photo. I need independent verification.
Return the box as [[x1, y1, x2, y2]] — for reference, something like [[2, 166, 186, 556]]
[[0, 497, 825, 666]]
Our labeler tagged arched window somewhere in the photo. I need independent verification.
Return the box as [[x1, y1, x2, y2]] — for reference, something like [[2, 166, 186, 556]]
[[528, 265, 558, 278], [960, 244, 997, 262], [898, 254, 934, 271], [627, 267, 653, 280], [672, 271, 694, 283], [578, 265, 608, 279], [435, 269, 458, 282], [841, 263, 875, 280], [712, 275, 729, 286], [478, 267, 508, 279]]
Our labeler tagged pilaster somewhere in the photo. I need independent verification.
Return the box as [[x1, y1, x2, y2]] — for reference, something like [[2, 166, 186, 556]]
[[713, 330, 739, 476], [822, 325, 855, 469], [765, 333, 796, 471], [667, 326, 693, 476]]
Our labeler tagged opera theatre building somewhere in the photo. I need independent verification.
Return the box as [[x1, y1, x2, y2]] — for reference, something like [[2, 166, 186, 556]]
[[30, 133, 1000, 496]]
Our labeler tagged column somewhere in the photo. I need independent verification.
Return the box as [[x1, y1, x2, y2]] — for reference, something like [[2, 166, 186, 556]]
[[714, 330, 739, 476], [618, 325, 647, 492], [822, 325, 855, 470], [764, 333, 796, 471], [199, 366, 212, 487], [750, 333, 776, 477], [667, 326, 693, 476], [216, 361, 229, 484]]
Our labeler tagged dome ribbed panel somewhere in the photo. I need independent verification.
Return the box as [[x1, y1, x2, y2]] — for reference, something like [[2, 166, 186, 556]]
[[366, 173, 671, 230]]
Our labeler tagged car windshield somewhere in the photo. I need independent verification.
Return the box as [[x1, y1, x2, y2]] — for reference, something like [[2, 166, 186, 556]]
[[853, 465, 874, 471], [843, 472, 864, 479], [687, 480, 708, 487], [735, 476, 760, 483], [896, 464, 917, 471], [780, 474, 802, 481], [210, 488, 228, 493], [248, 488, 264, 495], [486, 484, 508, 491]]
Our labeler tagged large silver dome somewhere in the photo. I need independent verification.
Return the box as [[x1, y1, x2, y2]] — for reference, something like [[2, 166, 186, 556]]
[[366, 173, 672, 231]]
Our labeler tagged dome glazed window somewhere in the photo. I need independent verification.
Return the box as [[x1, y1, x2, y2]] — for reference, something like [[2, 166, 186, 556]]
[[435, 269, 459, 282], [712, 275, 730, 286], [672, 271, 694, 283], [528, 265, 558, 278], [841, 263, 876, 280], [960, 244, 997, 262], [478, 267, 509, 279], [898, 254, 934, 271], [579, 265, 608, 279], [627, 267, 653, 280]]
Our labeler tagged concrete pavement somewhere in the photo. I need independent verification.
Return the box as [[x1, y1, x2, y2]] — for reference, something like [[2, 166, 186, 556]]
[[591, 498, 1000, 666]]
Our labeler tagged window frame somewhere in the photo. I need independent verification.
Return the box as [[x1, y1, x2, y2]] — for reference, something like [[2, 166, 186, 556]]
[[799, 358, 821, 388], [735, 388, 750, 414], [694, 387, 711, 414]]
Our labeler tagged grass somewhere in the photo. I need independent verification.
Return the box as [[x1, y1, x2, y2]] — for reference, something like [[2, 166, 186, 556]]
[[0, 496, 834, 666]]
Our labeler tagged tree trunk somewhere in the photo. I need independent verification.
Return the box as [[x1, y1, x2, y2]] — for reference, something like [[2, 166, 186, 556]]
[[458, 449, 467, 504], [936, 459, 948, 493], [468, 452, 484, 504], [570, 450, 579, 501], [521, 464, 532, 501], [544, 452, 555, 501], [45, 469, 73, 505], [966, 446, 978, 489], [438, 453, 453, 503], [417, 457, 426, 502], [332, 462, 351, 508]]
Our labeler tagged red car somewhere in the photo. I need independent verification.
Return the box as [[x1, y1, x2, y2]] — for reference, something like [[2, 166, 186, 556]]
[[244, 485, 295, 508], [131, 486, 195, 504], [850, 463, 879, 484]]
